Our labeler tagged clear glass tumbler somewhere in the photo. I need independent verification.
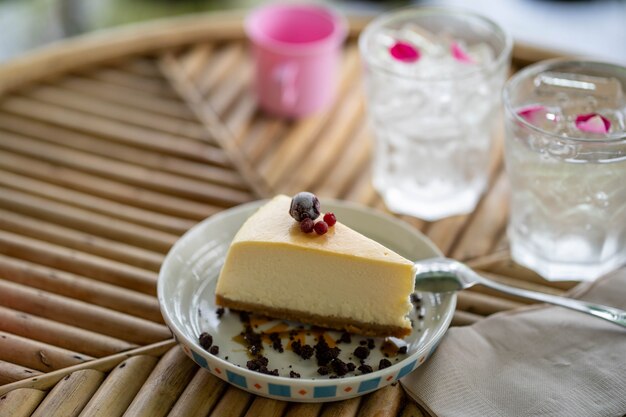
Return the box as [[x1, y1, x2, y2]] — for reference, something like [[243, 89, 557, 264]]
[[359, 7, 512, 220], [503, 60, 626, 281]]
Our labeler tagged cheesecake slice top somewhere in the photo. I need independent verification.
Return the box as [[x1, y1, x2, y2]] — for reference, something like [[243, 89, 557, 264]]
[[232, 195, 413, 266]]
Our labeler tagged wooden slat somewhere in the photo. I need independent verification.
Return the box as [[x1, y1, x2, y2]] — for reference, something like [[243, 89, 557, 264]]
[[159, 52, 272, 199], [224, 89, 259, 141], [0, 254, 162, 322], [58, 76, 196, 120], [197, 44, 245, 95], [28, 84, 209, 141], [0, 112, 247, 189], [30, 369, 104, 417], [0, 230, 157, 295], [0, 208, 163, 272], [122, 347, 197, 417], [0, 96, 230, 165], [240, 119, 286, 166], [316, 123, 373, 199], [207, 56, 252, 116], [0, 130, 252, 206], [179, 44, 214, 82], [284, 403, 323, 417], [0, 362, 42, 386], [0, 186, 176, 254], [357, 384, 404, 417], [0, 306, 136, 358], [118, 58, 164, 78], [399, 402, 426, 417], [168, 369, 227, 417], [320, 396, 361, 417], [0, 279, 169, 345], [243, 397, 288, 417], [88, 68, 179, 99], [0, 169, 194, 236], [78, 355, 159, 417], [0, 341, 175, 395], [0, 150, 220, 220], [208, 386, 254, 417], [284, 87, 365, 194], [0, 388, 46, 417], [0, 331, 93, 373]]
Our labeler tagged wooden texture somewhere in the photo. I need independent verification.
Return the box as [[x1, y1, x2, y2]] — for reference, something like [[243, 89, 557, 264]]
[[0, 10, 572, 417]]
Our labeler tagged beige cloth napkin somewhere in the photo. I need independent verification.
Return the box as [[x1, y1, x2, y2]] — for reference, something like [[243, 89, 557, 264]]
[[402, 269, 626, 417]]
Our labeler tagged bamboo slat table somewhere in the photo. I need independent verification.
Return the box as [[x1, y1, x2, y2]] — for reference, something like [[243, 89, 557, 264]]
[[0, 10, 577, 417]]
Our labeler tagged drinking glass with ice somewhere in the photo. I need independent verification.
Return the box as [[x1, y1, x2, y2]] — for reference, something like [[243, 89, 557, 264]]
[[359, 8, 512, 220], [504, 60, 626, 281]]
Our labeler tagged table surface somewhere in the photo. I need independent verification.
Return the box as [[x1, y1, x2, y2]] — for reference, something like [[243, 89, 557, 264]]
[[0, 11, 579, 417]]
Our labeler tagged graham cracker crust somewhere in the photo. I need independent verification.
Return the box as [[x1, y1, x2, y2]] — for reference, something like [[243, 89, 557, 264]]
[[215, 294, 411, 338]]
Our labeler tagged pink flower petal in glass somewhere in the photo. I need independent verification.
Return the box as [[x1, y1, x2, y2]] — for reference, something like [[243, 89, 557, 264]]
[[450, 41, 475, 64], [575, 113, 611, 134], [389, 41, 420, 63], [517, 105, 548, 124]]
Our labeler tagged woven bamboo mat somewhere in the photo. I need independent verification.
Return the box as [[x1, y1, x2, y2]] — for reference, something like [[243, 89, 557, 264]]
[[0, 10, 579, 417]]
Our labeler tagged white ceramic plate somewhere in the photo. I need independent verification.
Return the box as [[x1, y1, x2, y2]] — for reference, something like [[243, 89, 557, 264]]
[[158, 199, 456, 402]]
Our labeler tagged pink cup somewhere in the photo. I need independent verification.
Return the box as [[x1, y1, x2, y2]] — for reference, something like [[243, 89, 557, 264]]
[[245, 3, 347, 118]]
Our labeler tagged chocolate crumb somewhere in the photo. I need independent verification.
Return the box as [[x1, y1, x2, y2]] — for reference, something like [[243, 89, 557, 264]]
[[347, 362, 356, 372], [242, 326, 263, 356], [269, 333, 284, 353], [216, 307, 225, 318], [358, 364, 373, 374], [291, 340, 302, 355], [354, 346, 370, 360], [209, 346, 219, 355], [379, 359, 392, 370], [300, 344, 314, 360], [315, 337, 340, 366], [317, 366, 330, 375], [225, 356, 229, 360], [289, 371, 301, 378], [410, 293, 422, 305], [246, 356, 270, 373], [418, 308, 425, 320], [337, 332, 351, 344], [367, 338, 375, 349], [398, 346, 408, 354], [239, 311, 250, 323], [331, 358, 349, 376], [199, 332, 213, 350], [359, 339, 368, 346]]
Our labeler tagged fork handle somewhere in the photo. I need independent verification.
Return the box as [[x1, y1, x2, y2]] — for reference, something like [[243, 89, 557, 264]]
[[475, 274, 626, 328]]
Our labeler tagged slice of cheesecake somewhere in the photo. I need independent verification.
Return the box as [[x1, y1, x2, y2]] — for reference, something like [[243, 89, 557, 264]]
[[215, 195, 415, 338]]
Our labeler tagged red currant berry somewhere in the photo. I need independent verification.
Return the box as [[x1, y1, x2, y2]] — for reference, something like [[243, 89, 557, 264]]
[[323, 212, 336, 227], [314, 221, 328, 235], [300, 218, 315, 233]]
